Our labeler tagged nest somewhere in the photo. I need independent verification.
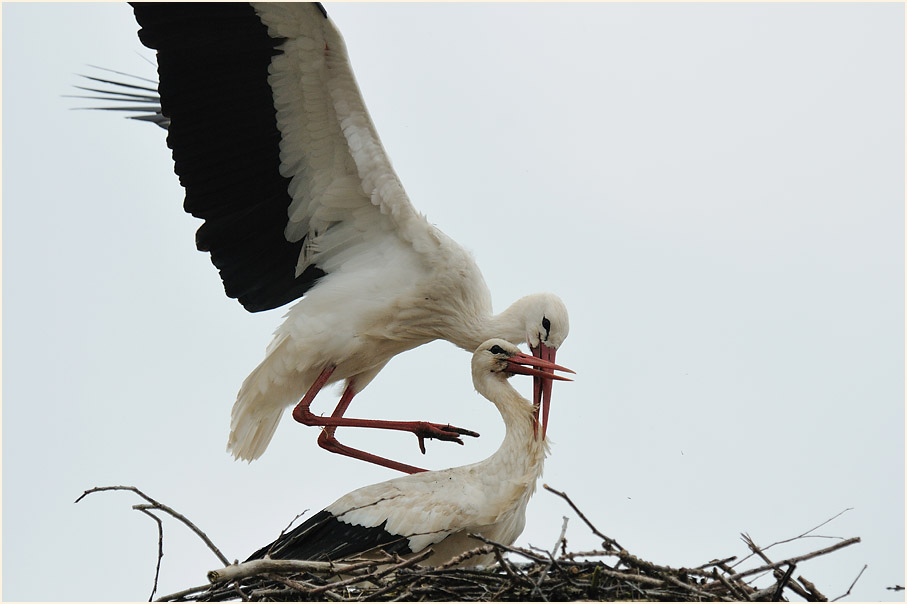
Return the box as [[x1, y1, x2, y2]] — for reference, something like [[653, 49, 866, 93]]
[[76, 485, 868, 602]]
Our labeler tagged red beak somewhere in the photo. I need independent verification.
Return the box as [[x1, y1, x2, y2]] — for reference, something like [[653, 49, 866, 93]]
[[527, 342, 572, 439]]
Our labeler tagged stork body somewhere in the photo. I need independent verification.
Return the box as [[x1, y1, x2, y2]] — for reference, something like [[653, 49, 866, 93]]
[[119, 3, 569, 472], [247, 340, 570, 566]]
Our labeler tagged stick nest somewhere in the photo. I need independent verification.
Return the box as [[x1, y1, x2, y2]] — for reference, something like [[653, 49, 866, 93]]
[[76, 484, 866, 602]]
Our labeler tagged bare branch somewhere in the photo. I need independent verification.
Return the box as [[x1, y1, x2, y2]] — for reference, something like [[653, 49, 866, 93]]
[[208, 558, 362, 583], [77, 485, 230, 566]]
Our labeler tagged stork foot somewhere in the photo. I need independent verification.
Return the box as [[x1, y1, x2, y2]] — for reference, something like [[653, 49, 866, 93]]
[[411, 422, 480, 454]]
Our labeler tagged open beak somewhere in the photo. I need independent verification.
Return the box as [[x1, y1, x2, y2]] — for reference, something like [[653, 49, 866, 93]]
[[523, 343, 573, 438]]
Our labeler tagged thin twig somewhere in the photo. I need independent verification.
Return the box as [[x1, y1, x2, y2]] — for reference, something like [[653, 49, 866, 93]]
[[492, 546, 528, 587], [468, 533, 550, 564], [732, 508, 853, 570], [543, 484, 624, 551], [76, 485, 230, 566], [133, 506, 164, 602], [730, 537, 861, 581], [832, 564, 868, 602], [266, 573, 346, 601], [530, 516, 569, 598], [741, 532, 813, 601], [695, 556, 738, 570], [712, 567, 752, 601], [307, 549, 434, 597]]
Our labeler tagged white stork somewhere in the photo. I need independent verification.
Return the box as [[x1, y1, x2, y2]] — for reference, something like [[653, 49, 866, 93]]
[[100, 3, 570, 473], [245, 339, 572, 566]]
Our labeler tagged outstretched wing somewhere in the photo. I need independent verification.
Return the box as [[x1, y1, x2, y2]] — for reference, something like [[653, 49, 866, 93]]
[[130, 2, 440, 312]]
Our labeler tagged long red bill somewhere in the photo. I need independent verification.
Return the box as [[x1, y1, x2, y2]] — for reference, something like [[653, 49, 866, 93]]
[[529, 342, 564, 439], [505, 352, 572, 380]]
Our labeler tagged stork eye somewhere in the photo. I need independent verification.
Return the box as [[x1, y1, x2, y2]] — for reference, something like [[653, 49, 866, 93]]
[[542, 317, 551, 338], [489, 345, 507, 355]]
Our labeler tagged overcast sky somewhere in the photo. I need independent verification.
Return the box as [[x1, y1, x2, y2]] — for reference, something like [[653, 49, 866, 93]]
[[3, 2, 904, 601]]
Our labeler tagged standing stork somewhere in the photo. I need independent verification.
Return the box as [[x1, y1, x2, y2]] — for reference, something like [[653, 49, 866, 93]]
[[101, 3, 570, 473], [245, 339, 573, 566]]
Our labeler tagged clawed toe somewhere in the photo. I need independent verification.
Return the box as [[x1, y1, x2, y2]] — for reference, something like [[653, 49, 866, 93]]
[[412, 422, 479, 454]]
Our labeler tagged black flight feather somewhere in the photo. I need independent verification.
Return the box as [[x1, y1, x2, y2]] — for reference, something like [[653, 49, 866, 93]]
[[129, 2, 328, 312], [246, 510, 414, 562]]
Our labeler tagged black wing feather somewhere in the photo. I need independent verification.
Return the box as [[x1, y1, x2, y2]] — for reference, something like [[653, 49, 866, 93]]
[[246, 510, 413, 562], [130, 2, 327, 312]]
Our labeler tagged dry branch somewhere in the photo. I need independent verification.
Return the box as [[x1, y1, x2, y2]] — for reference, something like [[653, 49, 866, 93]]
[[79, 484, 864, 602]]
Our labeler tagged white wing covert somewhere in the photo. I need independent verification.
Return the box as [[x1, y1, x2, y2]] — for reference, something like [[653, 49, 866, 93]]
[[253, 3, 442, 279]]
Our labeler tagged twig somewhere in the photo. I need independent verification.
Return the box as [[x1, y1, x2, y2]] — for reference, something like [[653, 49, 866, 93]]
[[152, 583, 211, 602], [306, 549, 434, 597], [208, 558, 363, 583], [695, 556, 738, 571], [133, 506, 164, 601], [76, 485, 230, 566], [492, 546, 531, 589], [663, 572, 734, 602], [530, 516, 569, 598], [266, 573, 346, 601], [433, 545, 495, 570], [741, 532, 813, 601], [561, 549, 617, 560], [231, 580, 251, 602], [712, 567, 752, 601], [798, 575, 829, 601], [732, 508, 853, 570], [543, 484, 623, 551], [730, 537, 861, 581], [832, 564, 867, 602], [771, 564, 796, 601], [553, 516, 569, 559], [468, 533, 550, 564]]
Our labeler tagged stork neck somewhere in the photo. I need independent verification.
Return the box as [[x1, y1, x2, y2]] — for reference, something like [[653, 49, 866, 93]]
[[477, 376, 547, 484], [445, 305, 525, 353]]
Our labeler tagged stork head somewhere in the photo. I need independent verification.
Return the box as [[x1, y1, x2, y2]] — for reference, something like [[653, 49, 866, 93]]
[[472, 338, 573, 438], [514, 292, 570, 351]]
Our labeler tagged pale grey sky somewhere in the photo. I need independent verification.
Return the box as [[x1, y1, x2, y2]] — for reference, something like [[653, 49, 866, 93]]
[[3, 2, 904, 601]]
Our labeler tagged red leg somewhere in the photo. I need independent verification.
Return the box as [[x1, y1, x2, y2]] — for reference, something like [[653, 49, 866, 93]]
[[291, 366, 336, 424], [316, 383, 429, 473], [291, 369, 479, 474], [317, 430, 428, 474]]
